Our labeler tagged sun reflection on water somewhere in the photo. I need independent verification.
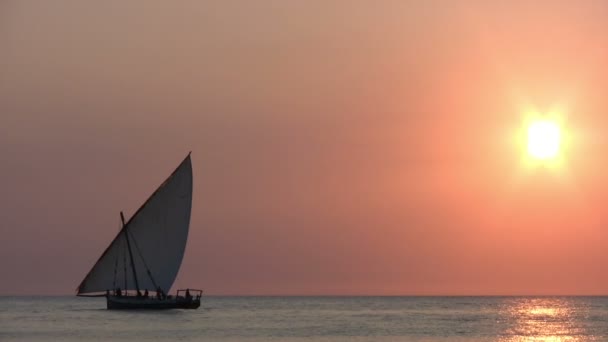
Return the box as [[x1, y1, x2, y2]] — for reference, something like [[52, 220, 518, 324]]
[[499, 298, 593, 342]]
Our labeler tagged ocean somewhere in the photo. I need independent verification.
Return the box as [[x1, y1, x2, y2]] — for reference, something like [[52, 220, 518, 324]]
[[2, 296, 608, 341]]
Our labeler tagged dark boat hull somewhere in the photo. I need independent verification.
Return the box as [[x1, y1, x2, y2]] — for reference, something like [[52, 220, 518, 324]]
[[106, 296, 200, 310]]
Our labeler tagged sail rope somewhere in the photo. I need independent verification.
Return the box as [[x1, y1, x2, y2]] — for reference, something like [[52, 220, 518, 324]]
[[123, 226, 140, 292], [128, 229, 160, 291], [112, 239, 119, 290], [123, 232, 127, 292], [112, 219, 121, 290]]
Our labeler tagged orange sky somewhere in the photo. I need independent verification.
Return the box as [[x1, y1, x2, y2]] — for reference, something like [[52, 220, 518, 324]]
[[3, 1, 608, 295]]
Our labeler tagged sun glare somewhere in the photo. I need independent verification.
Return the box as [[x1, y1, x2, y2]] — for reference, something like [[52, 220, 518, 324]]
[[527, 120, 560, 160]]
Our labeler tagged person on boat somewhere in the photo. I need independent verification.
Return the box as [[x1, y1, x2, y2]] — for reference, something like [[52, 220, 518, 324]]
[[185, 289, 192, 301], [144, 289, 149, 298], [116, 288, 122, 297], [156, 286, 164, 300]]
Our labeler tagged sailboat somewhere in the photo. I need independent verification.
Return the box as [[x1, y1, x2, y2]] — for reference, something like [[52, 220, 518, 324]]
[[77, 153, 202, 309]]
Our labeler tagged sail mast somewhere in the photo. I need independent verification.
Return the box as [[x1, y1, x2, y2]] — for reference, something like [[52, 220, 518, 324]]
[[121, 211, 140, 293]]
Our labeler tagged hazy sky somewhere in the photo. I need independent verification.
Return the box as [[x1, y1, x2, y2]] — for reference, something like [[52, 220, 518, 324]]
[[3, 1, 608, 295]]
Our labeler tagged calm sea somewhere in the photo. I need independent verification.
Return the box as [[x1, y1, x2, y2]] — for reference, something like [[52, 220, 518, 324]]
[[2, 296, 608, 341]]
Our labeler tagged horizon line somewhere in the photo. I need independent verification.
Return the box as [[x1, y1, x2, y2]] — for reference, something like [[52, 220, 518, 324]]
[[4, 293, 608, 297]]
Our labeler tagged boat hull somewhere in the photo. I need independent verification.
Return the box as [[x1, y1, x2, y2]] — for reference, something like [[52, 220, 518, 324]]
[[106, 296, 200, 310]]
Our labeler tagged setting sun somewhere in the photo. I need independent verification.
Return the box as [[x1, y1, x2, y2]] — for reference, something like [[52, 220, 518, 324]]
[[527, 120, 561, 160]]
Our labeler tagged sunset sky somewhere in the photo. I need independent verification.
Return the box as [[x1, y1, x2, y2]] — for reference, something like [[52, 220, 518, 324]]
[[4, 1, 608, 295]]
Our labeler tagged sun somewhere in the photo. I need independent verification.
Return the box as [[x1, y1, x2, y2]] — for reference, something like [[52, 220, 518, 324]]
[[527, 120, 560, 160], [516, 106, 570, 170]]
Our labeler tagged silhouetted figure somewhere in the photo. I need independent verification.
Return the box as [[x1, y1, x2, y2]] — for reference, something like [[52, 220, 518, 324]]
[[144, 289, 149, 298], [156, 286, 164, 300], [116, 288, 122, 297], [185, 289, 192, 301]]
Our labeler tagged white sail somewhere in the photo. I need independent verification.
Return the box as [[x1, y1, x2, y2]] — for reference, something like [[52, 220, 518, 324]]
[[77, 154, 193, 295]]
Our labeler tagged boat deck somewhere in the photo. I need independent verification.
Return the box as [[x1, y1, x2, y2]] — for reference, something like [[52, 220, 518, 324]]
[[107, 290, 202, 310]]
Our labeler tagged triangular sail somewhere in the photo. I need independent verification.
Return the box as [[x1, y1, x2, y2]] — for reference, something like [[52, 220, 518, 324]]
[[77, 154, 193, 295]]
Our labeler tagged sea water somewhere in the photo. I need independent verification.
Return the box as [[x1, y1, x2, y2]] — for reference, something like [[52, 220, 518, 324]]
[[2, 296, 608, 341]]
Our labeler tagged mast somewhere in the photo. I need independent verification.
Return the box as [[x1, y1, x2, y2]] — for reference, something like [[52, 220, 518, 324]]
[[122, 211, 140, 293]]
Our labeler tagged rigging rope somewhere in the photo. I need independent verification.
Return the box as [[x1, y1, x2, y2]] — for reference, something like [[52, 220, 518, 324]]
[[128, 229, 160, 291], [123, 231, 127, 292], [112, 218, 121, 290]]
